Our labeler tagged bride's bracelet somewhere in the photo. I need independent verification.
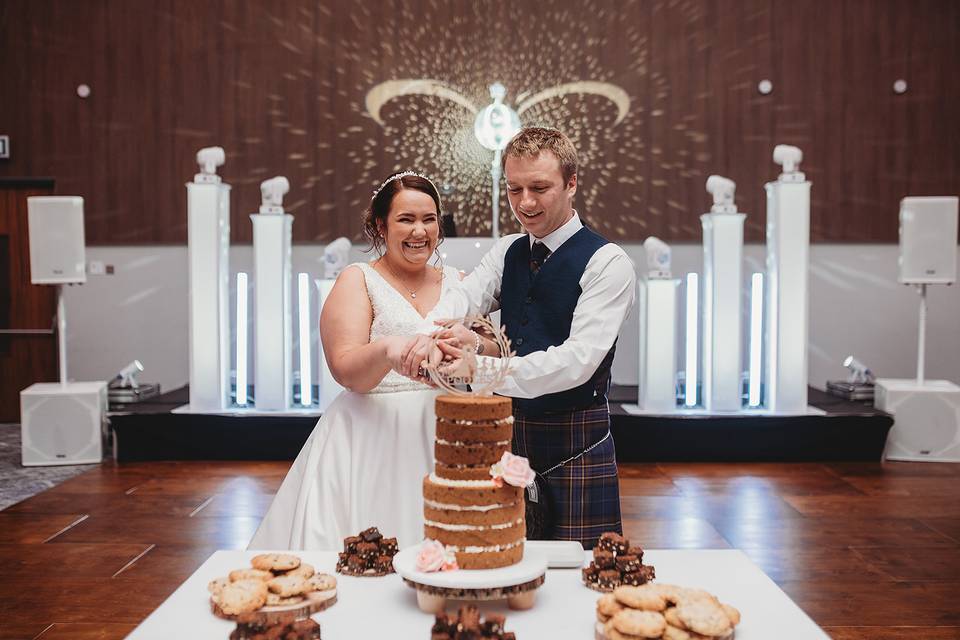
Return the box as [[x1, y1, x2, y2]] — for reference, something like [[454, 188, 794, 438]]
[[473, 331, 484, 355]]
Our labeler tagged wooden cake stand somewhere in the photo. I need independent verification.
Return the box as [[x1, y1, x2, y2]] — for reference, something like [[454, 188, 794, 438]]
[[211, 588, 337, 626], [392, 547, 548, 613]]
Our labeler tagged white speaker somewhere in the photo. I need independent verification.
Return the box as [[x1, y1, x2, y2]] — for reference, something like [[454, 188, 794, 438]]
[[27, 196, 87, 284], [877, 379, 960, 462], [898, 196, 958, 285], [20, 382, 107, 466]]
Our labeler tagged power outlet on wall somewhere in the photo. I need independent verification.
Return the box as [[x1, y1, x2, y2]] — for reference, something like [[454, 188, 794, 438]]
[[0, 135, 9, 159], [87, 261, 114, 276]]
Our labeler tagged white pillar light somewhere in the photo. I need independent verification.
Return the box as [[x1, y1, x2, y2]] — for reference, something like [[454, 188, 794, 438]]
[[187, 146, 231, 411], [748, 273, 764, 407], [638, 237, 679, 412], [684, 272, 699, 407], [701, 176, 746, 412], [298, 272, 312, 406], [252, 177, 293, 411], [764, 145, 811, 413], [235, 272, 248, 406]]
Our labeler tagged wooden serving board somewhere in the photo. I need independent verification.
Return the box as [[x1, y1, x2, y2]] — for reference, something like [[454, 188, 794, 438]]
[[211, 589, 337, 625]]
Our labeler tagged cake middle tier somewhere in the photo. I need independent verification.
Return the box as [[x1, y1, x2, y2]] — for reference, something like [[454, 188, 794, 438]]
[[434, 440, 510, 467]]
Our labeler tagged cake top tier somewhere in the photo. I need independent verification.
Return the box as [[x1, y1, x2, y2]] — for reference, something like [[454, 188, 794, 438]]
[[436, 395, 513, 421]]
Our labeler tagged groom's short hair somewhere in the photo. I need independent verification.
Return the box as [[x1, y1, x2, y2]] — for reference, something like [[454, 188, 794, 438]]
[[502, 127, 578, 184]]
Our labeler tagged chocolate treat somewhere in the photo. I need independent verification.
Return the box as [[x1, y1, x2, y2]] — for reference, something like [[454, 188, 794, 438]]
[[432, 605, 514, 640], [356, 542, 378, 561], [621, 570, 652, 586], [615, 554, 641, 573], [598, 569, 621, 590], [380, 537, 399, 555], [344, 535, 362, 553], [638, 564, 656, 581], [593, 550, 615, 569], [597, 532, 627, 554], [361, 526, 383, 543], [627, 545, 644, 560], [374, 554, 394, 573], [582, 565, 599, 582], [347, 554, 365, 572]]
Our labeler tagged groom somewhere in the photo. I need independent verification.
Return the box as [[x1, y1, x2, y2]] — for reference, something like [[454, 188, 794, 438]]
[[405, 127, 636, 549]]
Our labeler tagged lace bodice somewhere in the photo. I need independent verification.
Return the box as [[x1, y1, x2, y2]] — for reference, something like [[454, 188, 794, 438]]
[[351, 261, 459, 394]]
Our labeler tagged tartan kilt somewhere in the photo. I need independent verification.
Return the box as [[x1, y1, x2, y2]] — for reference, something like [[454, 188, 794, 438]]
[[512, 402, 622, 549]]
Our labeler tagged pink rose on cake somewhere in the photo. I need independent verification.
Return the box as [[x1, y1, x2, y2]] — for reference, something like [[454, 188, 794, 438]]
[[489, 452, 535, 488], [416, 539, 459, 572]]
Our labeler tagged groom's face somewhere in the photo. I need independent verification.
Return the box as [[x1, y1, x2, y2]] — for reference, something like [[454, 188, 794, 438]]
[[504, 151, 577, 239]]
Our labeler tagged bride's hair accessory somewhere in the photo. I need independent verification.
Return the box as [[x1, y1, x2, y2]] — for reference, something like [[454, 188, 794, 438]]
[[372, 170, 438, 199]]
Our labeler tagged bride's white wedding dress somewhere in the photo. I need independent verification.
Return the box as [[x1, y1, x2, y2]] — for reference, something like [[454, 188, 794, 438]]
[[248, 261, 458, 551]]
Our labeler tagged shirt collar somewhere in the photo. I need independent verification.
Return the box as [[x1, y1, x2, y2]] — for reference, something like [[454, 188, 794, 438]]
[[528, 211, 582, 253]]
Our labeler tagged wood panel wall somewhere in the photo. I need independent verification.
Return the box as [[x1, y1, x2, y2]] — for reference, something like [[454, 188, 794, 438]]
[[0, 0, 957, 244]]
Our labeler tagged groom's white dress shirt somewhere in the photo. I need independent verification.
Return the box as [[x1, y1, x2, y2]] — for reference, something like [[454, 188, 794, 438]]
[[427, 213, 636, 400]]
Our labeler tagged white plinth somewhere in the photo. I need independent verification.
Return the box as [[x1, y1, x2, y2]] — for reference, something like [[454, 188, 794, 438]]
[[252, 214, 294, 410], [315, 278, 345, 412], [20, 381, 107, 466], [764, 179, 810, 413], [187, 182, 232, 412], [638, 278, 679, 412], [127, 549, 828, 639], [876, 378, 960, 462], [701, 213, 746, 411]]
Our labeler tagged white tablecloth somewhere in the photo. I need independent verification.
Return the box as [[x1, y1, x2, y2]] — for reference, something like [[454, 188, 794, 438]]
[[128, 548, 827, 639]]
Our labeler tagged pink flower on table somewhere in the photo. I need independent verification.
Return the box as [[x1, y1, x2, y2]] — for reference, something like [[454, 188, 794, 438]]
[[416, 539, 446, 573], [489, 452, 535, 488], [440, 547, 459, 572]]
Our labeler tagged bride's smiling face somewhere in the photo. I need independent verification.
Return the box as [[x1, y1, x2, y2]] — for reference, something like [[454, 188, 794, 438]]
[[380, 189, 440, 266]]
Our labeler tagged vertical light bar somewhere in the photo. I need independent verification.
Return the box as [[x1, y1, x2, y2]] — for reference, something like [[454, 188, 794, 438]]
[[236, 272, 248, 406], [684, 272, 699, 407], [748, 273, 764, 407], [298, 272, 312, 406]]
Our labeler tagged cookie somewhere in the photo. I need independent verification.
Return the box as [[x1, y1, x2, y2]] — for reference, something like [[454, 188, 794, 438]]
[[662, 624, 713, 640], [307, 573, 337, 591], [267, 574, 309, 598], [251, 553, 301, 573], [283, 562, 315, 580], [721, 602, 741, 626], [207, 576, 230, 595], [663, 606, 686, 629], [229, 568, 273, 583], [597, 593, 625, 618], [265, 592, 305, 606], [218, 580, 267, 615], [675, 600, 732, 637], [608, 610, 667, 639], [614, 584, 667, 612]]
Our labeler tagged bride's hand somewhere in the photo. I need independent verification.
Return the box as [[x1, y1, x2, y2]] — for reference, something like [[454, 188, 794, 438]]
[[382, 335, 416, 373], [432, 320, 475, 349], [399, 334, 440, 379]]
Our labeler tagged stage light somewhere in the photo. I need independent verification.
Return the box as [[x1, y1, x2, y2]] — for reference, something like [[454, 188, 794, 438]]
[[748, 273, 764, 407], [474, 83, 521, 238], [298, 272, 312, 406], [115, 360, 144, 389], [843, 355, 874, 384], [684, 272, 699, 407], [236, 272, 248, 406]]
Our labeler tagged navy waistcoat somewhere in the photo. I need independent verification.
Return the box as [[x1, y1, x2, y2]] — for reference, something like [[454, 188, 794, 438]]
[[500, 226, 617, 415]]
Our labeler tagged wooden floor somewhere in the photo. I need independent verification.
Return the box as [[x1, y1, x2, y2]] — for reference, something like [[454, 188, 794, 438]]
[[2, 460, 959, 639]]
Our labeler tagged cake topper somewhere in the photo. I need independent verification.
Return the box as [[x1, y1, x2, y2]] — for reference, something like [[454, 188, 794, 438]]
[[426, 315, 514, 396]]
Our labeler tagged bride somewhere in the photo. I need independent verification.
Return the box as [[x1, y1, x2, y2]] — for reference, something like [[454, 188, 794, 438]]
[[249, 171, 461, 551]]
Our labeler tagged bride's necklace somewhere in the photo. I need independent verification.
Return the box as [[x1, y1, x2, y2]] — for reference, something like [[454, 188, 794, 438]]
[[379, 258, 430, 299]]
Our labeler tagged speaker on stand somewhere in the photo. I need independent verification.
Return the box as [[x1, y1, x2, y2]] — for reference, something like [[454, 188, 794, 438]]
[[20, 196, 107, 466], [877, 196, 960, 462]]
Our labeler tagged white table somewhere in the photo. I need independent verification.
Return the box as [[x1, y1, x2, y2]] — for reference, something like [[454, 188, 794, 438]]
[[128, 548, 828, 639]]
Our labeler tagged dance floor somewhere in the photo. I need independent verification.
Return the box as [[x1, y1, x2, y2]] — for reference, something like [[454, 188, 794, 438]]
[[1, 460, 959, 639]]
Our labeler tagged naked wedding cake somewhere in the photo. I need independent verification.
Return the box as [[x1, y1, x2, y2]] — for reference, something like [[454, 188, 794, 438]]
[[421, 394, 532, 570]]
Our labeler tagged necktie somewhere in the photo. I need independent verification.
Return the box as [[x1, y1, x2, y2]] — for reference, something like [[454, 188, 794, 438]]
[[529, 241, 551, 274]]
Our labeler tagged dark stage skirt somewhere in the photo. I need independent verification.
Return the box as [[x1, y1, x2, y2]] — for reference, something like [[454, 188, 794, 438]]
[[512, 401, 622, 549]]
